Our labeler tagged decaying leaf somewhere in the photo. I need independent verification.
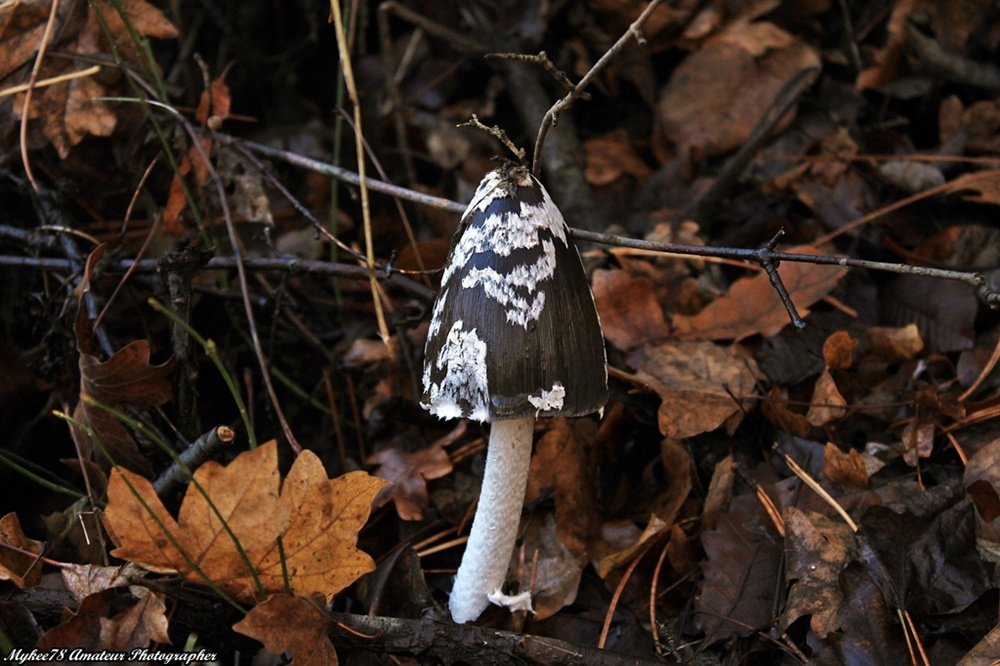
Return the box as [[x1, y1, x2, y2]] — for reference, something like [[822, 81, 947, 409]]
[[71, 245, 175, 475], [781, 507, 851, 637], [672, 246, 847, 341], [851, 482, 990, 616], [629, 340, 760, 439], [367, 422, 461, 521], [0, 0, 178, 157], [592, 269, 671, 351], [37, 587, 170, 653], [233, 594, 338, 666], [525, 418, 600, 555], [695, 492, 782, 645], [0, 512, 43, 588], [104, 441, 387, 602]]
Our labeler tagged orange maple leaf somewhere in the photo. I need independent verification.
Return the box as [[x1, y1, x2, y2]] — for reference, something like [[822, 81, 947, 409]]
[[104, 441, 387, 602]]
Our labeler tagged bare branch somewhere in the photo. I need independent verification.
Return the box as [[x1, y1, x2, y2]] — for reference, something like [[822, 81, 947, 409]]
[[531, 0, 667, 176], [457, 114, 525, 162]]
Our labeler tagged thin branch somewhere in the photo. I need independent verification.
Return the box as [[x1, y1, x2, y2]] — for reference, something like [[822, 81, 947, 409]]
[[215, 133, 467, 215], [486, 51, 584, 98], [457, 114, 525, 162], [567, 228, 1000, 309], [531, 0, 666, 176], [0, 247, 438, 302]]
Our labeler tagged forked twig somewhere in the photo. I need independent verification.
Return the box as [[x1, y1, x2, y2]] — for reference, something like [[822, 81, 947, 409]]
[[531, 0, 666, 176]]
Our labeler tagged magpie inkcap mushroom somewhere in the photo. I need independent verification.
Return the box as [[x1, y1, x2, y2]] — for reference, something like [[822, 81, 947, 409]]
[[421, 161, 607, 623]]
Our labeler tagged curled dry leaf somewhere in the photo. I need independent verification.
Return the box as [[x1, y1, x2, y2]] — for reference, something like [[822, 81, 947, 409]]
[[104, 440, 387, 602], [0, 512, 43, 588], [822, 330, 858, 369], [71, 244, 175, 475], [822, 443, 871, 489], [233, 594, 337, 666]]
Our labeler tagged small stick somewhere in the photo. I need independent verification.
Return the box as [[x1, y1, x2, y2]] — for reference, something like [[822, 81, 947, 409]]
[[486, 52, 585, 98], [153, 425, 236, 496], [458, 114, 525, 162]]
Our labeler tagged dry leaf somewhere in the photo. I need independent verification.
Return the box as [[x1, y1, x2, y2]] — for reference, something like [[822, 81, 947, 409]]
[[901, 419, 935, 467], [823, 331, 858, 369], [104, 441, 387, 602], [100, 586, 171, 651], [655, 20, 820, 159], [61, 563, 147, 603], [583, 129, 654, 185], [592, 269, 671, 351], [1, 0, 178, 157], [525, 418, 600, 555], [805, 370, 847, 426], [596, 515, 668, 578], [233, 594, 337, 666], [519, 512, 587, 620], [964, 440, 1000, 548], [822, 443, 870, 489], [760, 385, 813, 438], [696, 492, 782, 644], [672, 246, 847, 341], [0, 512, 43, 588], [781, 507, 852, 637], [629, 340, 760, 439], [37, 586, 170, 655], [71, 245, 175, 475], [163, 74, 233, 236], [367, 423, 460, 521], [649, 438, 692, 526]]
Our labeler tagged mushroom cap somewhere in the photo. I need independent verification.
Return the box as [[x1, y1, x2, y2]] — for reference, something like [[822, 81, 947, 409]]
[[421, 162, 608, 422]]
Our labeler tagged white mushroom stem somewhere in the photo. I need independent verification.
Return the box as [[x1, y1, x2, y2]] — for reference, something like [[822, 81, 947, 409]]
[[449, 415, 535, 623]]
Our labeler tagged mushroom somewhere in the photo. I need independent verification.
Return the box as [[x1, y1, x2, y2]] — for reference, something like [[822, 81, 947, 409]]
[[421, 162, 607, 623]]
